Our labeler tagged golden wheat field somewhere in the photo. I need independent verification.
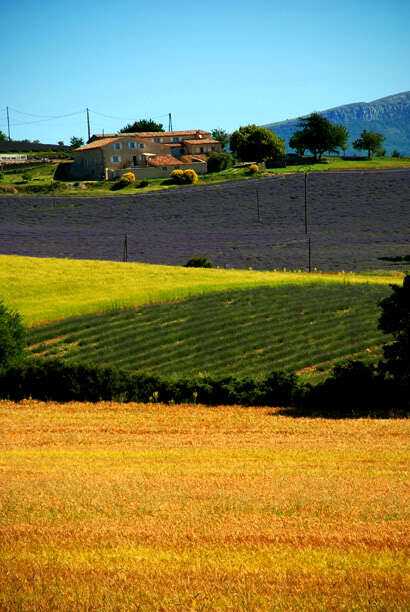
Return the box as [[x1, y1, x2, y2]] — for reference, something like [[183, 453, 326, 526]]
[[1, 400, 409, 611]]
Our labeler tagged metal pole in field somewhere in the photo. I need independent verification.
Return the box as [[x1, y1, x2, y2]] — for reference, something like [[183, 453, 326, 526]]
[[304, 172, 308, 234], [123, 233, 128, 262], [256, 188, 261, 223], [6, 107, 11, 141], [308, 236, 311, 272], [86, 108, 91, 142]]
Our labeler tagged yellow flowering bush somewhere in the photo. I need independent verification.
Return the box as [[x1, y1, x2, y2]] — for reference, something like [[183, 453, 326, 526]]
[[170, 169, 185, 183], [170, 168, 198, 185], [122, 172, 136, 183], [249, 164, 259, 174], [183, 169, 198, 184]]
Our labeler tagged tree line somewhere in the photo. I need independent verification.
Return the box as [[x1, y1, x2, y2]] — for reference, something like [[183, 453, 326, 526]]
[[215, 114, 387, 163]]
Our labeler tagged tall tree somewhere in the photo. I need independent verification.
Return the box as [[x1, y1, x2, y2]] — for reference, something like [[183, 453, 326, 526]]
[[289, 113, 349, 161], [230, 125, 285, 162], [0, 301, 26, 368], [353, 130, 385, 158], [211, 128, 229, 150], [120, 119, 164, 133], [0, 131, 7, 142], [70, 136, 84, 148], [378, 275, 410, 382]]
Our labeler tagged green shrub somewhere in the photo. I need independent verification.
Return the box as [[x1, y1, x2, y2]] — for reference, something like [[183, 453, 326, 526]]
[[207, 152, 233, 173], [139, 180, 149, 188], [392, 150, 401, 158], [22, 172, 32, 182], [0, 172, 4, 181], [184, 257, 213, 268], [265, 156, 286, 169], [0, 301, 26, 369]]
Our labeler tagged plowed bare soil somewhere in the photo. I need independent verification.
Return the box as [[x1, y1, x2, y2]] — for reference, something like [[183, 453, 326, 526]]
[[1, 169, 409, 271]]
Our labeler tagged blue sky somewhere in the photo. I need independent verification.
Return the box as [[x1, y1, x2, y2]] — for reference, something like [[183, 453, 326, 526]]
[[1, 0, 409, 144]]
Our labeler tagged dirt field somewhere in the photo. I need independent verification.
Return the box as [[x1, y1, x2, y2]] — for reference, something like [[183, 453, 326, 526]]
[[1, 168, 409, 271]]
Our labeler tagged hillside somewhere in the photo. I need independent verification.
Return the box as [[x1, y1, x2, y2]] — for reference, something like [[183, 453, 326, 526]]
[[264, 91, 410, 156]]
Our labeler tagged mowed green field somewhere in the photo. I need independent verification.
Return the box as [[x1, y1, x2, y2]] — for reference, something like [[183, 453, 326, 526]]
[[26, 283, 391, 379], [1, 255, 402, 379]]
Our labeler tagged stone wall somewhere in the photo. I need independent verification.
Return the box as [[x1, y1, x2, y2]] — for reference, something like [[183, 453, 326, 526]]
[[108, 161, 208, 180]]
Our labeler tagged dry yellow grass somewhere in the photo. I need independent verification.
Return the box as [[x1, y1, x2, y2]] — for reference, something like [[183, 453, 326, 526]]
[[1, 400, 409, 611]]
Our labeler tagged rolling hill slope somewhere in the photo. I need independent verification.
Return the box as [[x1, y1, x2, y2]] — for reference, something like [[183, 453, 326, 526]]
[[264, 91, 410, 155]]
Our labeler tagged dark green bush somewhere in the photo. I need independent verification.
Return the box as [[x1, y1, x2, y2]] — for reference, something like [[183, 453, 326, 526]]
[[293, 360, 407, 417], [139, 180, 149, 188], [110, 178, 129, 191], [265, 156, 286, 169], [184, 257, 213, 268], [207, 152, 233, 173], [0, 359, 298, 407], [0, 302, 26, 369]]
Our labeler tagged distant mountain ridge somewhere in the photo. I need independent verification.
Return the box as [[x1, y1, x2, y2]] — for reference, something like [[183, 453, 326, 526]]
[[263, 91, 410, 155]]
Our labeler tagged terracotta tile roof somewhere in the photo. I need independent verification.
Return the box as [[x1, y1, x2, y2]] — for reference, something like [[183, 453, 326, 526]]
[[75, 137, 121, 151], [184, 139, 219, 145], [147, 155, 183, 167], [135, 130, 211, 138], [89, 133, 118, 140], [179, 155, 207, 163]]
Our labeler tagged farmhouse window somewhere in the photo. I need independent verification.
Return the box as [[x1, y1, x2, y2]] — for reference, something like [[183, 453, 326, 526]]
[[111, 155, 121, 163], [154, 137, 160, 142], [172, 137, 180, 143], [114, 143, 122, 151], [128, 142, 137, 149], [139, 143, 145, 149]]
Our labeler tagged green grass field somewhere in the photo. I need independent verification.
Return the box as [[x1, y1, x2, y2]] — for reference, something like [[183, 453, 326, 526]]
[[1, 255, 401, 380], [26, 283, 391, 380]]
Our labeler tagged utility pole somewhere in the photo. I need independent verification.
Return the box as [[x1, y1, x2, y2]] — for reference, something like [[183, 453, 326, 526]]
[[168, 113, 173, 132], [123, 233, 128, 262], [304, 171, 308, 234], [308, 236, 311, 272], [86, 108, 91, 142], [256, 188, 261, 223], [6, 107, 11, 141]]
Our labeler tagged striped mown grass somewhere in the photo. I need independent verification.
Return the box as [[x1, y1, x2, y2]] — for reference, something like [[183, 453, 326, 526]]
[[26, 282, 391, 380], [1, 255, 400, 326], [1, 400, 408, 611]]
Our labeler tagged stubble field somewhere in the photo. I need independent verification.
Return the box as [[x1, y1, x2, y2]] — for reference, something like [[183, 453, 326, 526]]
[[1, 400, 409, 611], [1, 168, 410, 272]]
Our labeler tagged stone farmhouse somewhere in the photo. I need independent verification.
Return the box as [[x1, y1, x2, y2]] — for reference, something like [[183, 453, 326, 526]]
[[70, 130, 222, 180]]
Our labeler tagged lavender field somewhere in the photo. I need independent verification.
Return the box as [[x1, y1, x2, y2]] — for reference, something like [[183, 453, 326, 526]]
[[1, 169, 409, 272]]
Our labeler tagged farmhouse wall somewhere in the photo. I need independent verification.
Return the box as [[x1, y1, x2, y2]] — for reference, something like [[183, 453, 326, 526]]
[[108, 161, 207, 180], [71, 148, 105, 180]]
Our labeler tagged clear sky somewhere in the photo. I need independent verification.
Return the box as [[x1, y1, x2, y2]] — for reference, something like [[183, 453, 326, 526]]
[[1, 0, 409, 144]]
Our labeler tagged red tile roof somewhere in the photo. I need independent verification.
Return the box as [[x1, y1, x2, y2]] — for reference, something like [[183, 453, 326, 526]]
[[147, 155, 183, 167], [135, 130, 210, 138], [179, 155, 207, 163], [184, 139, 219, 145], [75, 137, 121, 151]]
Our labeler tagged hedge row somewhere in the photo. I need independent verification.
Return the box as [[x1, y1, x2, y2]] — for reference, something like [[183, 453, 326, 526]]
[[0, 359, 408, 417]]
